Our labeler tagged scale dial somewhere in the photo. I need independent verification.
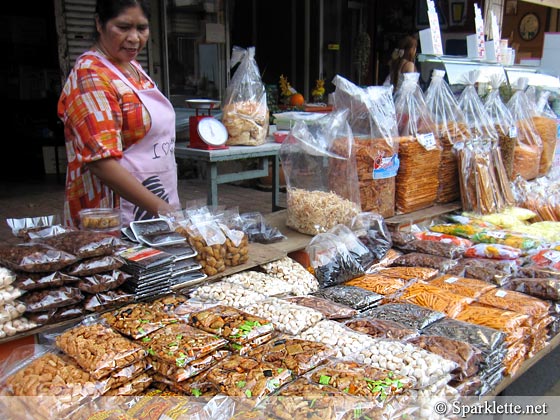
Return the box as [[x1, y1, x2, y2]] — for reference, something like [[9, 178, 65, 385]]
[[197, 117, 228, 146]]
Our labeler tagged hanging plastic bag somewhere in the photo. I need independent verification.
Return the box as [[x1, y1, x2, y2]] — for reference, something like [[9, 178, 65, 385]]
[[222, 46, 269, 146], [457, 71, 508, 213], [458, 70, 499, 142], [484, 74, 517, 180], [533, 90, 558, 176], [331, 75, 399, 217], [506, 78, 543, 180], [280, 110, 361, 235], [425, 69, 471, 203], [393, 72, 441, 213]]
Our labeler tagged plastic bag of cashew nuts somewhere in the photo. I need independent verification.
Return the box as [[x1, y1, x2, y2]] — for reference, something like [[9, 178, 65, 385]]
[[223, 46, 269, 146]]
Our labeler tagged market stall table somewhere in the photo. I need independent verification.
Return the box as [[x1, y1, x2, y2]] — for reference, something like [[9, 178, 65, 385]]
[[175, 141, 283, 212]]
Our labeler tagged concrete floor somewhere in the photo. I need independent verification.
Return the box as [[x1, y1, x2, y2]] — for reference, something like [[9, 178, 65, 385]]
[[0, 175, 286, 245]]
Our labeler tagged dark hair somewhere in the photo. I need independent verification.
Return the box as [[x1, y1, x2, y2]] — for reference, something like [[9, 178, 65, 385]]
[[389, 35, 418, 88], [95, 0, 151, 36]]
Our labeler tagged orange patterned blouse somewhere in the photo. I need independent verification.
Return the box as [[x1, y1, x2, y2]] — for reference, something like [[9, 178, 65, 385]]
[[58, 51, 155, 227]]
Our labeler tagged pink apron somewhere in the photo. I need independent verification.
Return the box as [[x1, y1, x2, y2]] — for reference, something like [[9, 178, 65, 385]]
[[93, 52, 180, 225]]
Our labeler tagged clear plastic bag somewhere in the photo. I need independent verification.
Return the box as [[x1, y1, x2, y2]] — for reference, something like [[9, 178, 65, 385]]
[[349, 212, 392, 264], [406, 335, 484, 381], [425, 69, 471, 203], [533, 90, 558, 176], [359, 302, 445, 331], [312, 285, 384, 311], [501, 277, 560, 301], [332, 76, 399, 217], [66, 254, 124, 276], [484, 74, 517, 180], [391, 251, 458, 272], [42, 230, 124, 259], [284, 295, 359, 319], [55, 322, 147, 380], [0, 243, 78, 273], [21, 286, 83, 313], [507, 78, 544, 180], [343, 317, 419, 341], [422, 318, 506, 356], [247, 335, 336, 376], [222, 46, 269, 146], [239, 212, 286, 244], [307, 233, 364, 287], [280, 110, 361, 235], [394, 73, 441, 213], [14, 271, 79, 291]]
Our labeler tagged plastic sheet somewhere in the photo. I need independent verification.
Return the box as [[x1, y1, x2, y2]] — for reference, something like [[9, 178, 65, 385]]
[[0, 243, 78, 273], [391, 252, 458, 272], [307, 359, 413, 400], [42, 230, 123, 259], [344, 317, 419, 341], [14, 271, 79, 291], [83, 288, 135, 312], [501, 277, 560, 301], [484, 74, 517, 181], [205, 354, 293, 406], [102, 302, 177, 339], [393, 280, 473, 318], [1, 349, 103, 418], [422, 318, 506, 356], [359, 302, 445, 331], [464, 243, 521, 260], [188, 305, 274, 345], [77, 270, 131, 294], [21, 286, 83, 312], [477, 288, 550, 318], [284, 295, 359, 319], [247, 335, 336, 375], [406, 335, 484, 380], [349, 212, 392, 263], [141, 322, 228, 367], [398, 239, 465, 259], [55, 322, 146, 380], [65, 255, 124, 276], [428, 274, 497, 298], [312, 285, 384, 311], [345, 274, 407, 296]]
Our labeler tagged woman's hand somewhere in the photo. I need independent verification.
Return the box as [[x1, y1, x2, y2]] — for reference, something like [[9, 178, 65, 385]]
[[86, 158, 176, 217]]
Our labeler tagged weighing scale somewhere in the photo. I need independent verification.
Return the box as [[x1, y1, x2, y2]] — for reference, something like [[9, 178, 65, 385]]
[[185, 99, 228, 150]]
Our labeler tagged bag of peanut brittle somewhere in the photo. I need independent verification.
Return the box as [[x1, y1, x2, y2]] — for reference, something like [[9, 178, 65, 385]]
[[331, 75, 399, 218], [394, 72, 441, 213], [425, 69, 471, 203]]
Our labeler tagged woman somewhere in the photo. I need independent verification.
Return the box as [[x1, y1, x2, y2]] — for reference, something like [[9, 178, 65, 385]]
[[388, 35, 418, 89], [58, 0, 180, 227]]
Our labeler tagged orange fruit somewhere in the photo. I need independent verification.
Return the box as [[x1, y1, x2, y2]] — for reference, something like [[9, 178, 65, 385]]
[[290, 93, 305, 106]]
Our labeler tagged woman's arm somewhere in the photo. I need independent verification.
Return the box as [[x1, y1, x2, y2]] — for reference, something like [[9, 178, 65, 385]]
[[86, 158, 175, 216]]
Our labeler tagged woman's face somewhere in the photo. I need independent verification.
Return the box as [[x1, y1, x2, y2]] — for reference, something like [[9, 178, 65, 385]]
[[96, 5, 149, 64]]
